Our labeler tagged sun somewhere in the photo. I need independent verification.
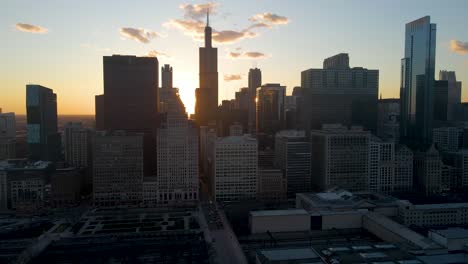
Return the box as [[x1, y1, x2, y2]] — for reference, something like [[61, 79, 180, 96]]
[[173, 71, 198, 115]]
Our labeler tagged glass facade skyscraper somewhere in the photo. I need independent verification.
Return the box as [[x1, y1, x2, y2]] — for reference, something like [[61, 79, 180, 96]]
[[400, 16, 437, 145]]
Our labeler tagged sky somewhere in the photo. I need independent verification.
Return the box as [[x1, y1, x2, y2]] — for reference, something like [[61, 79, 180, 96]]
[[1, 0, 468, 115]]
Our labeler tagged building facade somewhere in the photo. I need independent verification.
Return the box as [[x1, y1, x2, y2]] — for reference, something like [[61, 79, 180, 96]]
[[301, 54, 379, 132], [93, 131, 144, 206], [64, 122, 92, 168], [400, 16, 437, 144], [26, 84, 61, 162], [248, 68, 261, 134], [275, 130, 311, 197], [211, 135, 257, 201]]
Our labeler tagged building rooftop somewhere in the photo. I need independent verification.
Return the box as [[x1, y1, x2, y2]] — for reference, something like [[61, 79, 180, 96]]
[[250, 209, 308, 217], [431, 228, 468, 239], [257, 248, 322, 263]]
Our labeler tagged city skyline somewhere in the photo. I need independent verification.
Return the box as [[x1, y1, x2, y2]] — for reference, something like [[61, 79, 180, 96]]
[[2, 0, 468, 115]]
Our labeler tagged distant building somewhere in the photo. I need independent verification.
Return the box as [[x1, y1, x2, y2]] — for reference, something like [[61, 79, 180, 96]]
[[275, 130, 311, 197], [0, 138, 15, 160], [377, 99, 400, 142], [310, 124, 370, 191], [49, 167, 82, 207], [248, 68, 262, 134], [26, 84, 61, 162], [397, 200, 468, 227], [210, 135, 257, 201], [400, 16, 437, 144], [93, 131, 144, 206], [195, 12, 218, 126], [439, 70, 462, 121], [64, 122, 92, 168], [301, 54, 378, 132], [0, 111, 16, 139], [414, 145, 442, 195], [257, 83, 286, 148]]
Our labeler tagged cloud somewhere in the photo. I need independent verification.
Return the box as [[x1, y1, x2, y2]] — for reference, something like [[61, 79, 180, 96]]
[[180, 2, 219, 20], [224, 74, 242, 81], [213, 30, 256, 44], [227, 51, 267, 59], [147, 50, 170, 58], [119, 27, 158, 43], [250, 12, 289, 25], [15, 23, 48, 33], [450, 40, 468, 55], [247, 22, 272, 30]]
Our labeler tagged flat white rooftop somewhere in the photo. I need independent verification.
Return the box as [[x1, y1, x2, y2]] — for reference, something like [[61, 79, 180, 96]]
[[431, 228, 468, 239]]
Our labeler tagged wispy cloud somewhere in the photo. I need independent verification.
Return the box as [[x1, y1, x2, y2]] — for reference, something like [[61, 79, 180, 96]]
[[227, 51, 267, 59], [450, 40, 468, 55], [166, 3, 288, 45], [119, 27, 159, 43], [15, 23, 48, 34], [180, 2, 219, 20], [250, 12, 289, 25], [224, 74, 242, 81], [147, 50, 170, 58]]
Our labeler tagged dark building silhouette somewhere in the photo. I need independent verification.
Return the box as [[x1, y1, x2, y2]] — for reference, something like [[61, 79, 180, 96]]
[[301, 54, 378, 133], [94, 55, 159, 176], [248, 68, 262, 134], [195, 12, 218, 126], [400, 16, 437, 145], [439, 70, 462, 121], [95, 55, 159, 131], [26, 84, 61, 161], [433, 80, 448, 123], [257, 84, 285, 149]]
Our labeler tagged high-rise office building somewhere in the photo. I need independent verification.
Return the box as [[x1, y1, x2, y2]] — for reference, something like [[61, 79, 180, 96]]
[[93, 131, 144, 206], [274, 130, 311, 197], [414, 145, 442, 195], [256, 83, 286, 136], [400, 16, 437, 145], [26, 84, 61, 161], [156, 71, 199, 205], [64, 122, 91, 168], [301, 54, 379, 132], [310, 124, 370, 191], [248, 68, 262, 133], [95, 55, 159, 131], [377, 99, 400, 142], [195, 12, 218, 126], [439, 70, 462, 121], [210, 135, 257, 201], [394, 145, 414, 192], [161, 64, 173, 89]]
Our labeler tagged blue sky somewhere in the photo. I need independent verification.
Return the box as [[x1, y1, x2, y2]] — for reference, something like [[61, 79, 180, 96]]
[[1, 0, 467, 114]]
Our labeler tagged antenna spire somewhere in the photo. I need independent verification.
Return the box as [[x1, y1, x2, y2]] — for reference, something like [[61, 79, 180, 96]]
[[206, 8, 210, 27]]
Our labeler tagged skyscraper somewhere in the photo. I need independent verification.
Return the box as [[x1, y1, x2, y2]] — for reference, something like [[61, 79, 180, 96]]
[[95, 55, 159, 131], [439, 70, 462, 121], [248, 68, 261, 133], [0, 111, 16, 160], [400, 16, 437, 145], [26, 84, 61, 161], [156, 66, 199, 205], [195, 11, 218, 126], [256, 84, 286, 136], [301, 54, 379, 133]]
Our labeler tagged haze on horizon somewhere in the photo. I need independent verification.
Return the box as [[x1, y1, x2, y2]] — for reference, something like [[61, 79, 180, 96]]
[[1, 0, 468, 115]]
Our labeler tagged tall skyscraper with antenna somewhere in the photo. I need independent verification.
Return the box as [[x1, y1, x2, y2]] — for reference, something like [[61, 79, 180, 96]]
[[195, 10, 218, 126]]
